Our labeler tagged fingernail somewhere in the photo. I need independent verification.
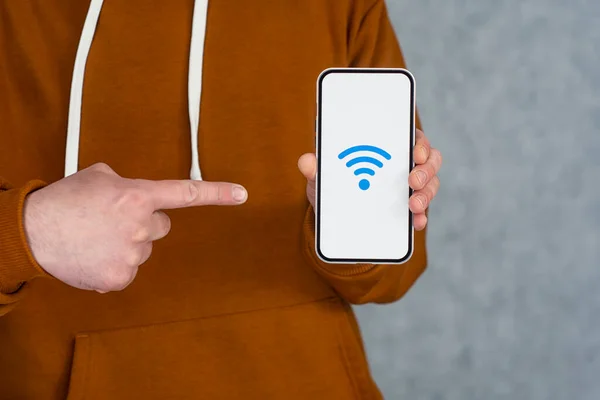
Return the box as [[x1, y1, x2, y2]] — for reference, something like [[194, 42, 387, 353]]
[[233, 186, 248, 202], [416, 195, 427, 209], [415, 171, 427, 185], [420, 146, 428, 159]]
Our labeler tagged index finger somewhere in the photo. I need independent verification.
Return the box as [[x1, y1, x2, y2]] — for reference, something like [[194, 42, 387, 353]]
[[135, 179, 248, 210]]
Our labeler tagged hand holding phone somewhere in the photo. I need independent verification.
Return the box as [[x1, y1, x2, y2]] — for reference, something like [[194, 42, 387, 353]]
[[315, 68, 415, 264]]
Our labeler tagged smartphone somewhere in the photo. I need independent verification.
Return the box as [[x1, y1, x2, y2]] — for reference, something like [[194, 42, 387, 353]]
[[314, 68, 415, 264]]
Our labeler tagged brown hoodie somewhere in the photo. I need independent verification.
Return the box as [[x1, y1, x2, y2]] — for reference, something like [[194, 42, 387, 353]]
[[0, 1, 427, 398]]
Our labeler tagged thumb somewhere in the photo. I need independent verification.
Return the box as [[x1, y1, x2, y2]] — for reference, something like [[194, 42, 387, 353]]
[[297, 153, 317, 182], [136, 179, 248, 210]]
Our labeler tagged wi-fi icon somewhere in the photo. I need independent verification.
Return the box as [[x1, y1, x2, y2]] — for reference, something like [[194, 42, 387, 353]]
[[338, 145, 392, 191]]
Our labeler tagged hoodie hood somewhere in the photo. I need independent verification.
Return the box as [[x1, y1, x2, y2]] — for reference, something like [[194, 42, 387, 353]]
[[64, 0, 209, 181]]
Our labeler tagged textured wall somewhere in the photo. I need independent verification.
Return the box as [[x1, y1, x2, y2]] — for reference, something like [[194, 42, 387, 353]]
[[354, 1, 600, 399]]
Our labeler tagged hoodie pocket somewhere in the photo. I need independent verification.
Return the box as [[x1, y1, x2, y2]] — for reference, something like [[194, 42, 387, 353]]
[[65, 298, 379, 400]]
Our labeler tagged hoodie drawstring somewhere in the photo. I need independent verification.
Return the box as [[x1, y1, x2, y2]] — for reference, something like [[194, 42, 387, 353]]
[[64, 0, 209, 181]]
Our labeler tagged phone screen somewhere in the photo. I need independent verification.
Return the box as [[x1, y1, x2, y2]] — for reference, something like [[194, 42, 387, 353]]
[[315, 68, 414, 264]]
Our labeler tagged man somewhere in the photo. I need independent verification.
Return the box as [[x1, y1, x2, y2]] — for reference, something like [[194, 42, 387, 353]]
[[0, 0, 442, 398]]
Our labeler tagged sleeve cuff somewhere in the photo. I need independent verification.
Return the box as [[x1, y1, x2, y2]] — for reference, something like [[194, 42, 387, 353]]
[[0, 180, 50, 294]]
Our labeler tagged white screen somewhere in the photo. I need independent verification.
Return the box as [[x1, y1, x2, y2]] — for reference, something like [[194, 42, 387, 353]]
[[316, 69, 413, 263]]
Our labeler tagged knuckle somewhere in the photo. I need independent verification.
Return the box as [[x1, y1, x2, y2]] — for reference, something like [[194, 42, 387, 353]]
[[120, 188, 148, 209], [91, 162, 113, 174], [124, 249, 142, 268], [424, 186, 434, 201], [426, 179, 439, 199], [107, 267, 134, 291], [425, 164, 436, 178], [180, 182, 199, 206], [133, 227, 150, 243]]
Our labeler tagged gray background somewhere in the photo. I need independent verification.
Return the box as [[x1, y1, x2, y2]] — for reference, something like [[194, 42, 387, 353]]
[[354, 1, 600, 399]]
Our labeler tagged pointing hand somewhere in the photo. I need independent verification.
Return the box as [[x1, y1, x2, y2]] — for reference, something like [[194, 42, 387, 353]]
[[23, 163, 248, 293]]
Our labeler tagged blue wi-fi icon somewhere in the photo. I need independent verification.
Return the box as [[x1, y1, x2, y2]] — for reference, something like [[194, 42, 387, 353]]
[[338, 145, 392, 191]]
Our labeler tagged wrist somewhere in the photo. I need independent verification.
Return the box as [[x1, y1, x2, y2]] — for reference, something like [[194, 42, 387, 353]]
[[23, 190, 52, 274], [0, 180, 49, 293]]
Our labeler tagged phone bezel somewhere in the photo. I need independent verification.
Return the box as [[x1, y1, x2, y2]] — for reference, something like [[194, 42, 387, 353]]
[[314, 67, 416, 265]]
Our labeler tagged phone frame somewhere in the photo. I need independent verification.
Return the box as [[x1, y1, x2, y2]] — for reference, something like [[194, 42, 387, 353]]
[[314, 67, 416, 264]]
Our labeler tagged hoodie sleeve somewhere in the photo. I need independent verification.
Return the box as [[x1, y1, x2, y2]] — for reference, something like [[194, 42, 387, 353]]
[[302, 0, 428, 305], [0, 177, 48, 316]]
